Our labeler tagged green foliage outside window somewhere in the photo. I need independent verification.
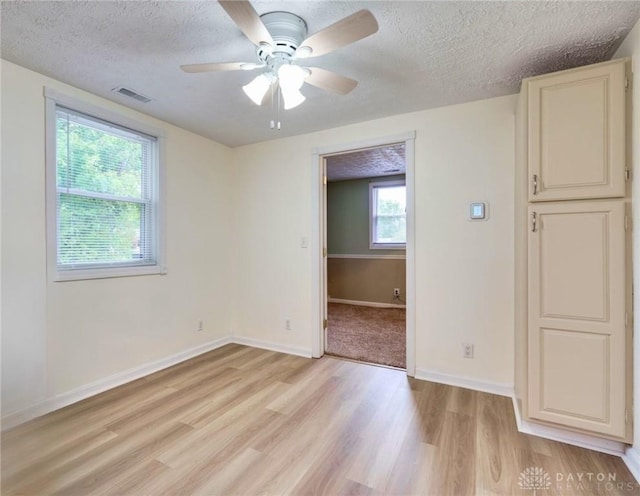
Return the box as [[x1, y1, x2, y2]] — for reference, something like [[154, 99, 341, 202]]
[[375, 186, 406, 244], [56, 112, 151, 266]]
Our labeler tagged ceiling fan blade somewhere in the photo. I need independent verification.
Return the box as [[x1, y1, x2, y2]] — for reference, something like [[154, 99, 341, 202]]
[[219, 0, 273, 48], [297, 10, 378, 58], [305, 67, 358, 95], [181, 62, 258, 73]]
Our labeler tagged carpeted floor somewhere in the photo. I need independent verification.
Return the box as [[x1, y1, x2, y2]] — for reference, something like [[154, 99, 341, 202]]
[[326, 302, 406, 369]]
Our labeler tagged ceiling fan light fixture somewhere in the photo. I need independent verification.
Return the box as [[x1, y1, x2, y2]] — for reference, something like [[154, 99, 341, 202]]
[[278, 64, 307, 109], [278, 64, 306, 90], [281, 87, 305, 110], [243, 73, 272, 105]]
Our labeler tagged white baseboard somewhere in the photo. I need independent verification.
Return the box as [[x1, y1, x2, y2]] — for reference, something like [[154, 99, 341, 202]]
[[511, 396, 628, 457], [328, 298, 406, 309], [231, 336, 312, 358], [328, 254, 406, 260], [623, 447, 640, 483], [1, 336, 232, 431], [512, 394, 524, 427], [414, 368, 513, 397]]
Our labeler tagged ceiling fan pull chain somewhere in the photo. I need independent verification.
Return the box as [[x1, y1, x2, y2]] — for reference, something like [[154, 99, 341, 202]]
[[269, 83, 274, 129], [277, 86, 282, 130]]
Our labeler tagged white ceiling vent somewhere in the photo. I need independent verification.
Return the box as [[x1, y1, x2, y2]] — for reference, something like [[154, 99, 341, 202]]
[[112, 86, 152, 103]]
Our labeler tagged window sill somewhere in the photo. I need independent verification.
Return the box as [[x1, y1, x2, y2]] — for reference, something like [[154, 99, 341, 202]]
[[369, 243, 406, 250], [52, 264, 167, 282]]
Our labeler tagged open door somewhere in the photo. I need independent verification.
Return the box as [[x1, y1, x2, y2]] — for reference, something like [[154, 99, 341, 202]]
[[321, 157, 329, 352]]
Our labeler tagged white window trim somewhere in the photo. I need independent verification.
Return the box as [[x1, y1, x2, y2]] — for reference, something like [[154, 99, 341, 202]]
[[369, 179, 407, 250], [44, 87, 167, 281]]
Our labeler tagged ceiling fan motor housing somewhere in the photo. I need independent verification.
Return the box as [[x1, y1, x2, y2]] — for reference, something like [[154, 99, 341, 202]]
[[258, 11, 308, 60]]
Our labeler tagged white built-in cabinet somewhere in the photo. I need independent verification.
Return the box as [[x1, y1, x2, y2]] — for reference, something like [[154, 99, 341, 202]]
[[515, 58, 632, 442], [528, 200, 627, 437], [527, 62, 627, 202]]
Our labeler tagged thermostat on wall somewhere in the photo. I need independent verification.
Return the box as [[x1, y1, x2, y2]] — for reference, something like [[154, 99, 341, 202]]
[[469, 202, 488, 220]]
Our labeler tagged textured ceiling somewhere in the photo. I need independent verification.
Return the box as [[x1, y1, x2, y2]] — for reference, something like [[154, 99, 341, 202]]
[[2, 1, 639, 147], [326, 144, 405, 182]]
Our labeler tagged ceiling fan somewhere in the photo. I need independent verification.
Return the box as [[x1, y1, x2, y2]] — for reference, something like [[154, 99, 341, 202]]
[[181, 1, 379, 111]]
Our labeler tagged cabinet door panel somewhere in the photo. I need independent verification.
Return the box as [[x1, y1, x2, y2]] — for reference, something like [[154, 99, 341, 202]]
[[540, 210, 608, 321], [528, 200, 626, 437], [540, 328, 608, 422], [528, 61, 625, 201]]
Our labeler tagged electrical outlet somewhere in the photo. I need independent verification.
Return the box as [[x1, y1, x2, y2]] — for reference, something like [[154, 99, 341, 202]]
[[393, 288, 401, 297], [197, 320, 204, 332], [462, 343, 474, 358], [285, 319, 292, 331]]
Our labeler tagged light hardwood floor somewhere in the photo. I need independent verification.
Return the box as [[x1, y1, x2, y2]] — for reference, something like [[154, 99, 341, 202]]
[[2, 344, 638, 495]]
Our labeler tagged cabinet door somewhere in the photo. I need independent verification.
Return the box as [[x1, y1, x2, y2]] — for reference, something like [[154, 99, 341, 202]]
[[528, 61, 626, 202], [528, 200, 626, 438]]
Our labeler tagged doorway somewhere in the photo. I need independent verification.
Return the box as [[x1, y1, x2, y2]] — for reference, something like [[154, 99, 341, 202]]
[[311, 132, 416, 375], [325, 146, 407, 368]]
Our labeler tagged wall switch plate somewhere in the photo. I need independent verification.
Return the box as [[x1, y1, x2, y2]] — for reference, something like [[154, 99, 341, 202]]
[[469, 202, 488, 220], [462, 343, 474, 358]]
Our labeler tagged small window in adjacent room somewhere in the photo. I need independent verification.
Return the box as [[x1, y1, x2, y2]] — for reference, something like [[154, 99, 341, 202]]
[[45, 89, 165, 281], [369, 180, 406, 249]]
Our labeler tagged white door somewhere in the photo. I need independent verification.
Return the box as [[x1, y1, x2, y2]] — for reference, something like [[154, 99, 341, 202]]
[[528, 199, 627, 439], [322, 158, 328, 350]]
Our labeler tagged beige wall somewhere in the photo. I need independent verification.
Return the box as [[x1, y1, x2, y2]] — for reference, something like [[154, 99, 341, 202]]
[[614, 19, 640, 451], [233, 94, 516, 386], [1, 61, 235, 416], [328, 258, 406, 304], [2, 60, 517, 419], [327, 174, 406, 256]]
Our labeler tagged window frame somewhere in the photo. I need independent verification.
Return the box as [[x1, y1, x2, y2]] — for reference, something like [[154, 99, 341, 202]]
[[45, 87, 166, 281], [369, 179, 407, 250]]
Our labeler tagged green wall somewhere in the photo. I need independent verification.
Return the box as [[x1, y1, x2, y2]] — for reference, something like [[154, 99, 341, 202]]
[[327, 174, 406, 255]]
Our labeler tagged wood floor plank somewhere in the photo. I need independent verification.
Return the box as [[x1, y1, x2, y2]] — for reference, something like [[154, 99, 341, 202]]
[[475, 393, 520, 494], [3, 345, 638, 496], [347, 376, 413, 490], [429, 410, 477, 495], [9, 421, 193, 495], [1, 428, 118, 491], [156, 382, 289, 468], [95, 459, 171, 496]]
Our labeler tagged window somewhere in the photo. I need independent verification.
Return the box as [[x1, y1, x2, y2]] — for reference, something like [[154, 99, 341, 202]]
[[45, 89, 164, 280], [369, 180, 406, 249]]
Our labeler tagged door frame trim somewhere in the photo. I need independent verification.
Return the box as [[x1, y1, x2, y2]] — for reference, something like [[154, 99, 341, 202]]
[[310, 131, 416, 376]]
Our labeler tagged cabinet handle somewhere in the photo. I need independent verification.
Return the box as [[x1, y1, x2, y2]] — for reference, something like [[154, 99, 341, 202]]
[[532, 212, 537, 232], [532, 174, 538, 195]]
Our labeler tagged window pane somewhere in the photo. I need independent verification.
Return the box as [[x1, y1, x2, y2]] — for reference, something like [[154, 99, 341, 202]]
[[376, 215, 406, 243], [57, 194, 150, 266], [377, 186, 406, 214], [56, 109, 149, 199], [374, 184, 406, 244], [53, 103, 158, 273]]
